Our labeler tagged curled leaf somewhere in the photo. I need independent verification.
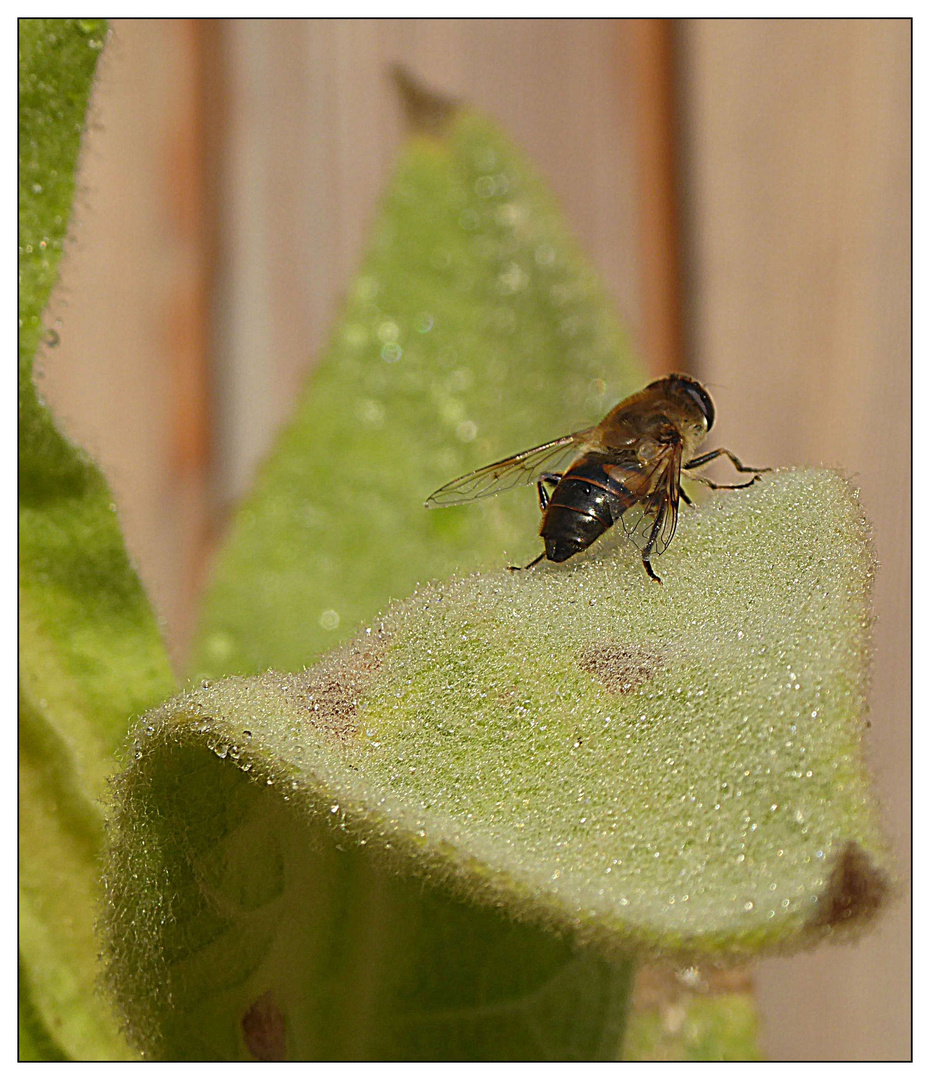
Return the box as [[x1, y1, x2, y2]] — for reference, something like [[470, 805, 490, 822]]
[[105, 469, 888, 1057]]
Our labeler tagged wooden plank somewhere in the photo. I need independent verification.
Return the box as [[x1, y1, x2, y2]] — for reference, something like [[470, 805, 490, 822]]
[[39, 19, 214, 668], [211, 19, 643, 510], [628, 18, 686, 376], [679, 18, 910, 1060], [163, 19, 219, 656]]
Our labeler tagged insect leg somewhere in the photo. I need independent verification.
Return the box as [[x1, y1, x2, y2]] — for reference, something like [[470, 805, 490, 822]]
[[679, 486, 693, 506], [536, 472, 562, 513], [508, 552, 546, 573], [688, 474, 760, 491], [684, 448, 771, 474], [642, 556, 662, 584], [684, 447, 769, 491], [640, 507, 665, 584]]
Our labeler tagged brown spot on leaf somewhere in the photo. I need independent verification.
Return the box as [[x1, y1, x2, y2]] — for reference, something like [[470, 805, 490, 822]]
[[273, 631, 387, 741], [242, 990, 286, 1061], [578, 643, 663, 693], [810, 841, 890, 929]]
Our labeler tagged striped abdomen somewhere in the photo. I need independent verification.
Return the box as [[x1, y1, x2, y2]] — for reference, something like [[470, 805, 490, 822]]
[[540, 454, 636, 562]]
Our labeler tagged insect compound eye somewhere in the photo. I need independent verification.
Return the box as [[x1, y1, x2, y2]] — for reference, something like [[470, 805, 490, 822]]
[[675, 377, 715, 431]]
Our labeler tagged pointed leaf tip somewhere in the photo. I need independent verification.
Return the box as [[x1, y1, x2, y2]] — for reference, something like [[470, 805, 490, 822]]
[[392, 65, 460, 137]]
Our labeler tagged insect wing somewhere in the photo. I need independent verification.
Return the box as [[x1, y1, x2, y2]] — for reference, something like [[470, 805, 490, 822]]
[[605, 442, 681, 556], [425, 432, 589, 508]]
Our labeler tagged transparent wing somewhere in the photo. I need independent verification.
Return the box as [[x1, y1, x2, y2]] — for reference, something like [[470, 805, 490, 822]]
[[605, 442, 681, 556], [425, 431, 591, 508]]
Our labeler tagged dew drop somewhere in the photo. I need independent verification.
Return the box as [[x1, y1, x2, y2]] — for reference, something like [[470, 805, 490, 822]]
[[356, 398, 385, 427], [377, 319, 399, 343], [475, 175, 495, 198], [342, 323, 367, 349]]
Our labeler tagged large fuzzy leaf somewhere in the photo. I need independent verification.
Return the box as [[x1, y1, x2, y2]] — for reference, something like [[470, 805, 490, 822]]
[[19, 19, 175, 1060], [105, 469, 887, 1058]]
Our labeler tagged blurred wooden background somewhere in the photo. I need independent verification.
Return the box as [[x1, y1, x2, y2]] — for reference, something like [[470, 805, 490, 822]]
[[38, 18, 910, 1060]]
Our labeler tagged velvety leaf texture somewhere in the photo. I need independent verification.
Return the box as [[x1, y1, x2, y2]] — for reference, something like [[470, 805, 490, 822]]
[[19, 19, 175, 1060], [105, 469, 887, 1059]]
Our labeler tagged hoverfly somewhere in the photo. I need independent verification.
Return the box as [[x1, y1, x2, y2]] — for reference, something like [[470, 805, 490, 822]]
[[424, 374, 769, 583]]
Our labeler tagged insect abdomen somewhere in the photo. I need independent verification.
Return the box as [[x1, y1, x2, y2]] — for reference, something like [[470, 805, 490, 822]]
[[541, 457, 628, 562]]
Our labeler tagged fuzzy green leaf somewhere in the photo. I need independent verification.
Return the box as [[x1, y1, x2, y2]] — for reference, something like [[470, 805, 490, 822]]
[[19, 19, 175, 1060], [192, 108, 641, 679], [622, 962, 762, 1061], [105, 469, 887, 1058]]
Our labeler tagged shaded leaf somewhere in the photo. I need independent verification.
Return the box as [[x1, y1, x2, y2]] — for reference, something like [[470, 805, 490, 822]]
[[19, 18, 175, 1060]]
